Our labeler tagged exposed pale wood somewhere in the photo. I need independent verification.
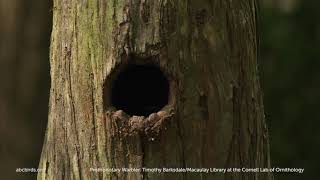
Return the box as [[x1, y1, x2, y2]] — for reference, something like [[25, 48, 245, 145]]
[[39, 0, 273, 179]]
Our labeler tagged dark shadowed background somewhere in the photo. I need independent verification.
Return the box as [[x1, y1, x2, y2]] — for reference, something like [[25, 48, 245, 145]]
[[0, 0, 318, 179]]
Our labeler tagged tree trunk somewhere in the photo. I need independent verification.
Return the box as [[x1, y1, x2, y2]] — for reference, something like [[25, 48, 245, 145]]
[[39, 0, 272, 179]]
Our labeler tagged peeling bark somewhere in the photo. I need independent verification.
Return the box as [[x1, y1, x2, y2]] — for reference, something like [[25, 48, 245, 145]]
[[38, 0, 273, 179]]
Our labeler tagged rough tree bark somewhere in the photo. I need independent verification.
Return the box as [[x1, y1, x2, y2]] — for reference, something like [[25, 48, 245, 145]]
[[38, 0, 273, 179]]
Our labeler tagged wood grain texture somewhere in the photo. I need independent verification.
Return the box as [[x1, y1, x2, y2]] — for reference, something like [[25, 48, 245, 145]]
[[38, 0, 273, 179]]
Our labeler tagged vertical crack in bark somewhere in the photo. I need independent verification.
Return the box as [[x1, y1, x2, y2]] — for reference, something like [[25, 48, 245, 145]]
[[109, 133, 117, 179], [66, 49, 83, 180], [226, 85, 238, 170], [141, 0, 150, 24], [140, 134, 146, 180], [61, 161, 65, 180], [176, 111, 187, 180], [90, 72, 103, 180], [64, 104, 71, 178]]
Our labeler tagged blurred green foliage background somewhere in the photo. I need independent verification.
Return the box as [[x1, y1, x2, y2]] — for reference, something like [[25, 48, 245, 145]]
[[0, 0, 318, 179], [260, 0, 319, 179]]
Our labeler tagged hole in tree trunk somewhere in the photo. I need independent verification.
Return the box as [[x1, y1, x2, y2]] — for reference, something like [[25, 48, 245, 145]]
[[109, 64, 169, 117]]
